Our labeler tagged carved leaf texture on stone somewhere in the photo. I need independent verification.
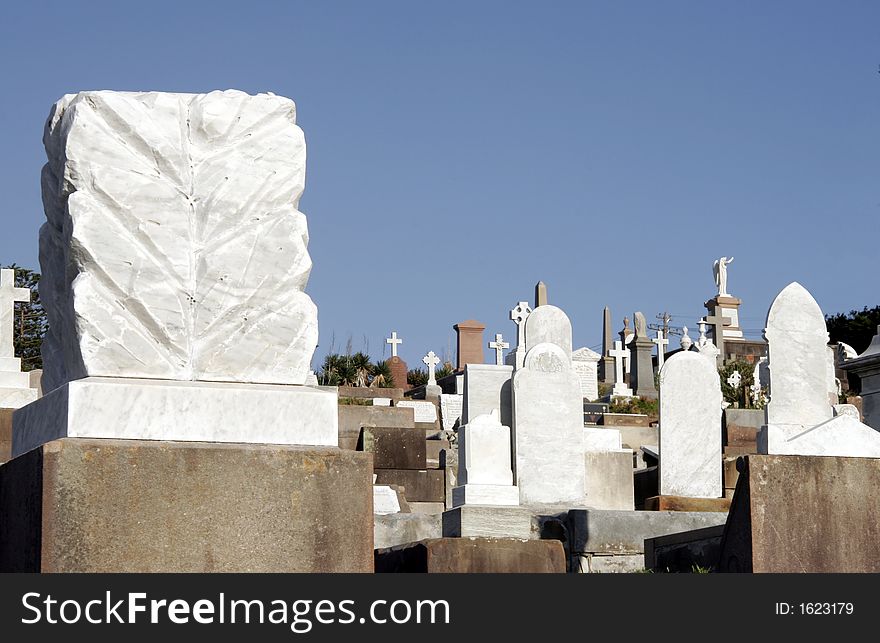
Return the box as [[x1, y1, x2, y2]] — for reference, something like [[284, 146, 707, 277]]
[[39, 90, 318, 389]]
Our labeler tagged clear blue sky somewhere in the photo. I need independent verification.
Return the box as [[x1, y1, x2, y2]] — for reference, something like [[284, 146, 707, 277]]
[[1, 1, 877, 369]]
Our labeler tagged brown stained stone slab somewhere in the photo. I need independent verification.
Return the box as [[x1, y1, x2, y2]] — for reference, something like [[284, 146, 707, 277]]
[[357, 426, 427, 470], [645, 495, 731, 513], [374, 469, 445, 503], [338, 405, 414, 450], [723, 456, 740, 490], [425, 439, 450, 469], [0, 409, 12, 464], [0, 438, 374, 572], [375, 537, 565, 573], [718, 454, 880, 573]]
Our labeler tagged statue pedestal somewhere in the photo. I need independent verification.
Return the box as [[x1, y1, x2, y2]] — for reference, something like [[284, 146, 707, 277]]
[[704, 295, 744, 339]]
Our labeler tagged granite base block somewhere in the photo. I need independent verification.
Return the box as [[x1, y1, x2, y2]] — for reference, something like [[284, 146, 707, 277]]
[[375, 537, 565, 573], [373, 469, 445, 503], [0, 438, 373, 572]]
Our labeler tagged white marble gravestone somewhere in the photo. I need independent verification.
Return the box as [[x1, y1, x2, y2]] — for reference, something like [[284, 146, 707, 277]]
[[439, 393, 463, 431], [462, 363, 513, 427], [759, 282, 880, 457], [512, 341, 586, 505], [396, 400, 438, 423], [452, 410, 519, 506], [571, 346, 600, 401], [0, 269, 39, 409], [524, 305, 572, 359], [13, 90, 338, 457], [658, 351, 722, 498]]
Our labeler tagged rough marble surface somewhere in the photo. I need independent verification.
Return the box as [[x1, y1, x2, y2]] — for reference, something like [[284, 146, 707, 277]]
[[39, 90, 318, 390], [658, 351, 722, 498], [12, 376, 338, 457]]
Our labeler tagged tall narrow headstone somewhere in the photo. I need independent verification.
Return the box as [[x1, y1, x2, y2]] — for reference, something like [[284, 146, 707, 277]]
[[629, 312, 657, 399], [759, 282, 880, 457], [659, 352, 723, 498], [512, 341, 585, 505]]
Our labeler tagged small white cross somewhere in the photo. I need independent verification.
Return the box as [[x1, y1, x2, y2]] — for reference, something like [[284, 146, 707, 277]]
[[386, 331, 402, 358], [488, 333, 509, 366], [0, 269, 31, 359], [652, 329, 669, 370], [727, 371, 742, 390], [423, 351, 440, 385]]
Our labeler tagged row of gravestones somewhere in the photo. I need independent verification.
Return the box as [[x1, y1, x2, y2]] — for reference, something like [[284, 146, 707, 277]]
[[454, 304, 631, 508], [452, 282, 880, 509]]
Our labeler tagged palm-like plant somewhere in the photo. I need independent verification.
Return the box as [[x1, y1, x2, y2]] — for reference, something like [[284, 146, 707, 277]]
[[350, 352, 374, 388], [372, 360, 394, 388]]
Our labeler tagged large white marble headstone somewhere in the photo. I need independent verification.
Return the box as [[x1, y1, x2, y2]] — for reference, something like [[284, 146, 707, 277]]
[[39, 90, 318, 391], [760, 282, 880, 457], [764, 283, 832, 429], [512, 341, 585, 505], [13, 90, 339, 457], [523, 305, 573, 359], [658, 351, 722, 498]]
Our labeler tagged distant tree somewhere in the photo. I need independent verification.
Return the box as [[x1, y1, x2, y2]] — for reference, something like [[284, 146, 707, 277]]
[[407, 368, 428, 387], [317, 352, 394, 388], [3, 264, 46, 371], [371, 360, 394, 388], [436, 362, 454, 380], [826, 306, 880, 354]]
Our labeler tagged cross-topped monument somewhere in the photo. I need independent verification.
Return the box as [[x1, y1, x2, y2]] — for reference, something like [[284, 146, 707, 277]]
[[0, 268, 31, 359], [385, 331, 402, 358], [509, 301, 533, 369], [488, 333, 509, 366], [423, 351, 440, 385], [609, 340, 633, 397], [703, 307, 732, 367], [652, 329, 669, 370]]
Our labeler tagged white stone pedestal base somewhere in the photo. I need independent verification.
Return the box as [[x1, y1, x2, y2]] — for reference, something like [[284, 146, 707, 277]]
[[12, 376, 338, 458], [452, 484, 520, 507]]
